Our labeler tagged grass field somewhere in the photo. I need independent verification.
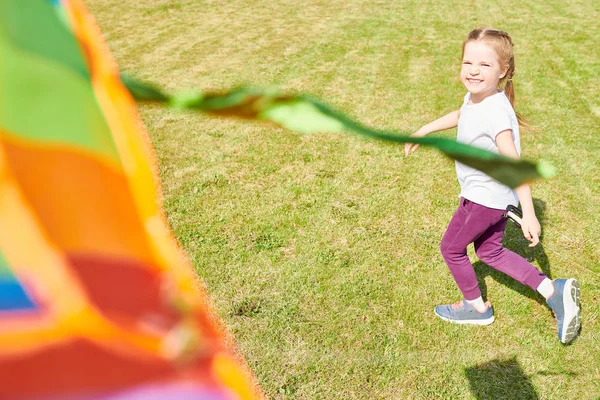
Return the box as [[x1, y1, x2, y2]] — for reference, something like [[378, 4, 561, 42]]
[[86, 1, 600, 398]]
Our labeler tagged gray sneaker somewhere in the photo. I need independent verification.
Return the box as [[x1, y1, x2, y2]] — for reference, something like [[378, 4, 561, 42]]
[[434, 300, 495, 325], [547, 278, 581, 344]]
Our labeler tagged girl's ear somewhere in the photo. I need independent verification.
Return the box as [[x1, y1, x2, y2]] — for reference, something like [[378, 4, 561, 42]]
[[499, 68, 508, 79]]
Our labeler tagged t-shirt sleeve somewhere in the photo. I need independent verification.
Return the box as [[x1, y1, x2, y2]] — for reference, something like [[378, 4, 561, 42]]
[[487, 104, 513, 139]]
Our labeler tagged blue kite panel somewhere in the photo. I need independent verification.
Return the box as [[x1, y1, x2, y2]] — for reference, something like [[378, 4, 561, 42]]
[[0, 277, 37, 312]]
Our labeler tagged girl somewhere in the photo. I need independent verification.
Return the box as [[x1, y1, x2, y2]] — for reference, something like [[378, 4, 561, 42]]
[[405, 28, 581, 344]]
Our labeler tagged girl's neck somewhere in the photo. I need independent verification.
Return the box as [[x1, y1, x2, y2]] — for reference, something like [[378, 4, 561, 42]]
[[469, 89, 501, 104]]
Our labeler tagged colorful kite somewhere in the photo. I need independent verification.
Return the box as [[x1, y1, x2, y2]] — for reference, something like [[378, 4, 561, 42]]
[[0, 0, 260, 398], [0, 0, 555, 399]]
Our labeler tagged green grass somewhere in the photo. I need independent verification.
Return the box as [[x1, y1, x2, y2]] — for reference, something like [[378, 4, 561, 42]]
[[86, 0, 600, 398]]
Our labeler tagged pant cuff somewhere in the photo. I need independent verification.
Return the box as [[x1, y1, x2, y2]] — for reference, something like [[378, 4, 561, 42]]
[[462, 286, 482, 301]]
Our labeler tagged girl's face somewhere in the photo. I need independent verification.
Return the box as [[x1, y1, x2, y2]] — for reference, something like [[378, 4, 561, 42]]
[[460, 41, 507, 103]]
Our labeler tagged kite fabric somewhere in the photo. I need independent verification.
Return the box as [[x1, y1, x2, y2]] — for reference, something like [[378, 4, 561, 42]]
[[0, 0, 261, 399], [121, 82, 556, 190]]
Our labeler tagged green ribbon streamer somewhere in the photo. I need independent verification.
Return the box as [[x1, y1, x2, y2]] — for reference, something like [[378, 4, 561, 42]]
[[121, 75, 556, 189]]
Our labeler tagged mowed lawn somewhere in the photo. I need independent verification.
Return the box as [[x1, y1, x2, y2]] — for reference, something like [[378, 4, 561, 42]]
[[86, 1, 600, 398]]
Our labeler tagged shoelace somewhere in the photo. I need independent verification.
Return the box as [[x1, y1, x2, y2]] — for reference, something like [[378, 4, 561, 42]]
[[450, 300, 464, 310], [451, 300, 492, 313]]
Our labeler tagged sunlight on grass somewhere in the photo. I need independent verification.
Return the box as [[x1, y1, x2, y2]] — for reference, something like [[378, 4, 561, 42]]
[[86, 0, 600, 398]]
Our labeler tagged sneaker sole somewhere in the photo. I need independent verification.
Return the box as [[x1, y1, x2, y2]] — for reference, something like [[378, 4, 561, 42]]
[[560, 279, 581, 344], [434, 310, 495, 326]]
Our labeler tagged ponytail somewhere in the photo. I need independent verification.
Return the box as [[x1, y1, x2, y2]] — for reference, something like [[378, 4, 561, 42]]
[[504, 78, 516, 108], [503, 77, 533, 130]]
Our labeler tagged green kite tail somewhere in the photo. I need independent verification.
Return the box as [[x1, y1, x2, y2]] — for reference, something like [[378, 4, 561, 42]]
[[121, 75, 556, 189]]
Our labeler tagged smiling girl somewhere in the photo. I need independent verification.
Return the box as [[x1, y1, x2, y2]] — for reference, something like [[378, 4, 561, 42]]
[[404, 28, 581, 344]]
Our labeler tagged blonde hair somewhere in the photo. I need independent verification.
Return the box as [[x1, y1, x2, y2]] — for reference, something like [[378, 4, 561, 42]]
[[462, 28, 531, 129]]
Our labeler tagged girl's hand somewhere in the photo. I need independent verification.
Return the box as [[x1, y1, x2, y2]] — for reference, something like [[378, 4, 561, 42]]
[[404, 133, 425, 156], [404, 141, 419, 156], [520, 213, 541, 247], [405, 110, 460, 156]]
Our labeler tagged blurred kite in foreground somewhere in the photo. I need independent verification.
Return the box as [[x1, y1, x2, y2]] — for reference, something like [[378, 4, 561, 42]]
[[0, 0, 260, 398]]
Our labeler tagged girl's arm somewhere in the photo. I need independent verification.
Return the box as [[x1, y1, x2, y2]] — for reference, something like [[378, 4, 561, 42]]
[[496, 130, 541, 247], [404, 110, 460, 156]]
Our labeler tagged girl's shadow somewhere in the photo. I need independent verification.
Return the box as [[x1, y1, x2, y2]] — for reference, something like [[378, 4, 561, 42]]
[[465, 357, 540, 400], [474, 199, 551, 307]]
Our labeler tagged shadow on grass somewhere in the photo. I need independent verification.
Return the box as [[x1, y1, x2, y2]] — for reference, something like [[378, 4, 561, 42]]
[[465, 357, 539, 400], [475, 199, 551, 307]]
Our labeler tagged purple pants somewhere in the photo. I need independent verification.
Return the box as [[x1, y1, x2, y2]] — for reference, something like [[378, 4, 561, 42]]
[[440, 198, 547, 300]]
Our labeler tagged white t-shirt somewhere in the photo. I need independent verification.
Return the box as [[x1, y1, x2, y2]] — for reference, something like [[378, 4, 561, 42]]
[[456, 91, 520, 210]]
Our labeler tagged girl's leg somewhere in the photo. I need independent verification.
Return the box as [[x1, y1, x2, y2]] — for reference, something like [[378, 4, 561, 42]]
[[473, 218, 547, 291], [440, 199, 503, 301], [474, 218, 582, 344]]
